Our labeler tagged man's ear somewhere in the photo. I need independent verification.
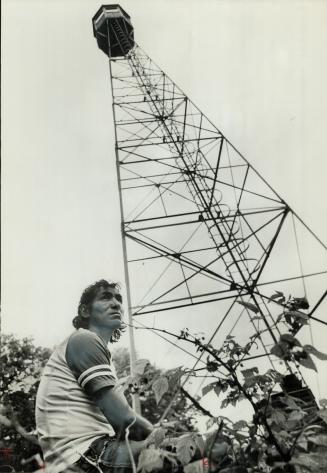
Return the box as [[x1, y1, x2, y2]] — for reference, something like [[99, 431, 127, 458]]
[[80, 305, 90, 320]]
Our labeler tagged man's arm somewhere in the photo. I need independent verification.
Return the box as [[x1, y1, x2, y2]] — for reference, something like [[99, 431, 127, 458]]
[[66, 331, 153, 440], [94, 386, 153, 441]]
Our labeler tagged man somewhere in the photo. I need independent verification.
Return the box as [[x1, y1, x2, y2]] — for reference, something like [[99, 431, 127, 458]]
[[36, 280, 153, 473], [36, 279, 230, 473]]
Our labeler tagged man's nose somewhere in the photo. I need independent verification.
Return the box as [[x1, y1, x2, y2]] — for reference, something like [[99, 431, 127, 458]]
[[111, 299, 121, 309]]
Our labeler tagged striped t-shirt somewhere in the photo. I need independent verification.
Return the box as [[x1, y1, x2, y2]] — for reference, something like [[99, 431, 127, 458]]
[[35, 328, 118, 473]]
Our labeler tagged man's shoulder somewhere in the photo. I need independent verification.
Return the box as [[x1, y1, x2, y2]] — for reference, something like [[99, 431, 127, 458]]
[[69, 328, 100, 345], [66, 329, 111, 364], [65, 329, 116, 394]]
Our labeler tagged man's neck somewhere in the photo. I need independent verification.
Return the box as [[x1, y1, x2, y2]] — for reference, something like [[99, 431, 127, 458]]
[[88, 325, 113, 345]]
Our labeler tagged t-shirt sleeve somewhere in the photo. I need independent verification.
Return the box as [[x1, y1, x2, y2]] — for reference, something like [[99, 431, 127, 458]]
[[65, 330, 117, 396]]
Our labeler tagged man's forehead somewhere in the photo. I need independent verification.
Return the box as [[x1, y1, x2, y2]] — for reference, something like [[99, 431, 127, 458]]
[[96, 286, 121, 296]]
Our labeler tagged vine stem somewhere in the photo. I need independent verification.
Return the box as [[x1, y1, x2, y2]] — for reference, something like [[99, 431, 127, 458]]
[[130, 323, 288, 461], [180, 386, 215, 418], [132, 324, 257, 407]]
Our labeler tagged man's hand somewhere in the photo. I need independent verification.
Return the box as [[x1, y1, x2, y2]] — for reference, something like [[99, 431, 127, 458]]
[[128, 412, 154, 441]]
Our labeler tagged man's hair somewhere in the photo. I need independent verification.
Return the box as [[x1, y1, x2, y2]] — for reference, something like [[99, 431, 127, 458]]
[[73, 279, 126, 343]]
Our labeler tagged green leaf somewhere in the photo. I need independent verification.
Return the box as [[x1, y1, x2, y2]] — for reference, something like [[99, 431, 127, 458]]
[[265, 369, 283, 383], [119, 375, 138, 390], [241, 367, 259, 379], [319, 399, 327, 408], [152, 376, 169, 404], [303, 345, 327, 360], [221, 398, 229, 409], [237, 301, 259, 313], [243, 374, 271, 388], [285, 310, 309, 322], [8, 381, 23, 393], [145, 427, 166, 448], [268, 291, 285, 302], [137, 446, 163, 473], [270, 341, 289, 358], [160, 448, 178, 468], [134, 359, 150, 375], [308, 434, 327, 447], [0, 413, 12, 427], [184, 460, 207, 473], [202, 382, 216, 397], [233, 420, 248, 430], [319, 410, 327, 424], [206, 360, 219, 372], [216, 415, 233, 425], [213, 383, 223, 397], [168, 366, 185, 387], [206, 417, 218, 429], [298, 354, 317, 372], [192, 434, 205, 455], [292, 297, 310, 310], [280, 333, 302, 346], [116, 375, 130, 387], [288, 410, 305, 422], [292, 453, 321, 470], [296, 438, 308, 451], [282, 395, 301, 410], [276, 312, 284, 323], [270, 409, 286, 426], [276, 430, 292, 442], [176, 434, 197, 465]]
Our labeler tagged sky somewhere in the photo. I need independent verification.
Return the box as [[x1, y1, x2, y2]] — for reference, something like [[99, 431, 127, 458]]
[[2, 0, 327, 423]]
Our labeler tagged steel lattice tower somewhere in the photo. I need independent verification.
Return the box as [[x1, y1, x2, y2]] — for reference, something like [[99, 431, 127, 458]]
[[92, 6, 327, 392]]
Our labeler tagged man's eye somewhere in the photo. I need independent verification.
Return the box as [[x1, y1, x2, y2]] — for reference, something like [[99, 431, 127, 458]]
[[102, 294, 113, 300], [116, 295, 123, 303]]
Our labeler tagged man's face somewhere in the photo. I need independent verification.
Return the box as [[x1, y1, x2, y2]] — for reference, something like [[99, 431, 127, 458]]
[[87, 286, 124, 330]]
